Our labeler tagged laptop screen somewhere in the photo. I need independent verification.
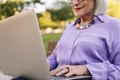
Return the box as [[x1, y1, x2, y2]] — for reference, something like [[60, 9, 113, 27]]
[[0, 9, 50, 80]]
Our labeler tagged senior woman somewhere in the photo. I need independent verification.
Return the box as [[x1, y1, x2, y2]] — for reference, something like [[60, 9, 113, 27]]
[[47, 0, 120, 80]]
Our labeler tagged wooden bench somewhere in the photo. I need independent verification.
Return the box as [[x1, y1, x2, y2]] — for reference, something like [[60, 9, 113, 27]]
[[47, 41, 57, 56]]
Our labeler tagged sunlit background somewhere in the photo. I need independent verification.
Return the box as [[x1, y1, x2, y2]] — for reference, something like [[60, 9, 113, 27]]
[[0, 0, 120, 53], [0, 0, 120, 30]]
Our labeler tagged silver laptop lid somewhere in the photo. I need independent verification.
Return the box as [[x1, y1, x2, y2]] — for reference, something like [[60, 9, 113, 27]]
[[0, 9, 50, 80]]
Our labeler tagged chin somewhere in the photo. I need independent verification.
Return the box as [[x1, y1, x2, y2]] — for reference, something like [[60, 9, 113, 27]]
[[74, 13, 83, 18], [73, 12, 83, 18]]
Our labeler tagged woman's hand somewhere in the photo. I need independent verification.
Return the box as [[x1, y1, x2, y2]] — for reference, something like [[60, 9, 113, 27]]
[[50, 65, 90, 77]]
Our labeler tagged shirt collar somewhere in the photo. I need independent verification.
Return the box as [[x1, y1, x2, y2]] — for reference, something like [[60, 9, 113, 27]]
[[74, 14, 108, 26], [94, 14, 108, 23]]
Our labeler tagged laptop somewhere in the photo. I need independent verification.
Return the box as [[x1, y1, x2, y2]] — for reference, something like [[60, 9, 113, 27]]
[[0, 9, 92, 80]]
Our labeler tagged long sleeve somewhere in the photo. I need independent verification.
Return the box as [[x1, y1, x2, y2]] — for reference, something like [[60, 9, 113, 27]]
[[47, 49, 58, 70], [86, 60, 120, 80]]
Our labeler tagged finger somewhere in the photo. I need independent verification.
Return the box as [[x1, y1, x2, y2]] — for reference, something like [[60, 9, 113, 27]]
[[55, 68, 68, 76], [64, 71, 74, 77], [50, 68, 61, 76], [50, 66, 66, 76]]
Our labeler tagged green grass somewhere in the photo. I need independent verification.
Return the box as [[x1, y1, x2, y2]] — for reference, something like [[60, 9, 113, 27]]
[[42, 33, 62, 51]]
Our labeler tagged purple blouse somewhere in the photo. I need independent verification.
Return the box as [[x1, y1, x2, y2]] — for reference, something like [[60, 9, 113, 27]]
[[47, 14, 120, 80]]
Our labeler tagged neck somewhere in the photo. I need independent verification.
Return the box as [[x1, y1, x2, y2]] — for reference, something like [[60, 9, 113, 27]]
[[80, 12, 94, 25]]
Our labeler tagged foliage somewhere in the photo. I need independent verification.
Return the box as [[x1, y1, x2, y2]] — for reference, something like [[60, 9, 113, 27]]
[[0, 1, 24, 19], [47, 1, 74, 21], [39, 11, 58, 29], [0, 0, 44, 20], [39, 1, 75, 29]]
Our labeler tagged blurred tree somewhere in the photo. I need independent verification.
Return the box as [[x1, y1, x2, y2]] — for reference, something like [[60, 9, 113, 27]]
[[0, 0, 44, 20], [0, 0, 24, 19], [39, 11, 58, 29], [47, 1, 74, 21]]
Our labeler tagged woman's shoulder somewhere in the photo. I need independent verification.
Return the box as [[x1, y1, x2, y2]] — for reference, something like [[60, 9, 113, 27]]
[[105, 14, 120, 24], [97, 14, 120, 23], [104, 15, 120, 33], [98, 14, 120, 29], [108, 16, 120, 30], [96, 14, 120, 34]]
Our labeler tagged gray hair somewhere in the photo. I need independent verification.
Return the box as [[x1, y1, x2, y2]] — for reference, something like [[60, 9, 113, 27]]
[[94, 0, 108, 15]]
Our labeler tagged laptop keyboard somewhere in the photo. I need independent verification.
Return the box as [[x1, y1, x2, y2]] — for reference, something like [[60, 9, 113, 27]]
[[50, 75, 92, 80], [51, 76, 71, 80]]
